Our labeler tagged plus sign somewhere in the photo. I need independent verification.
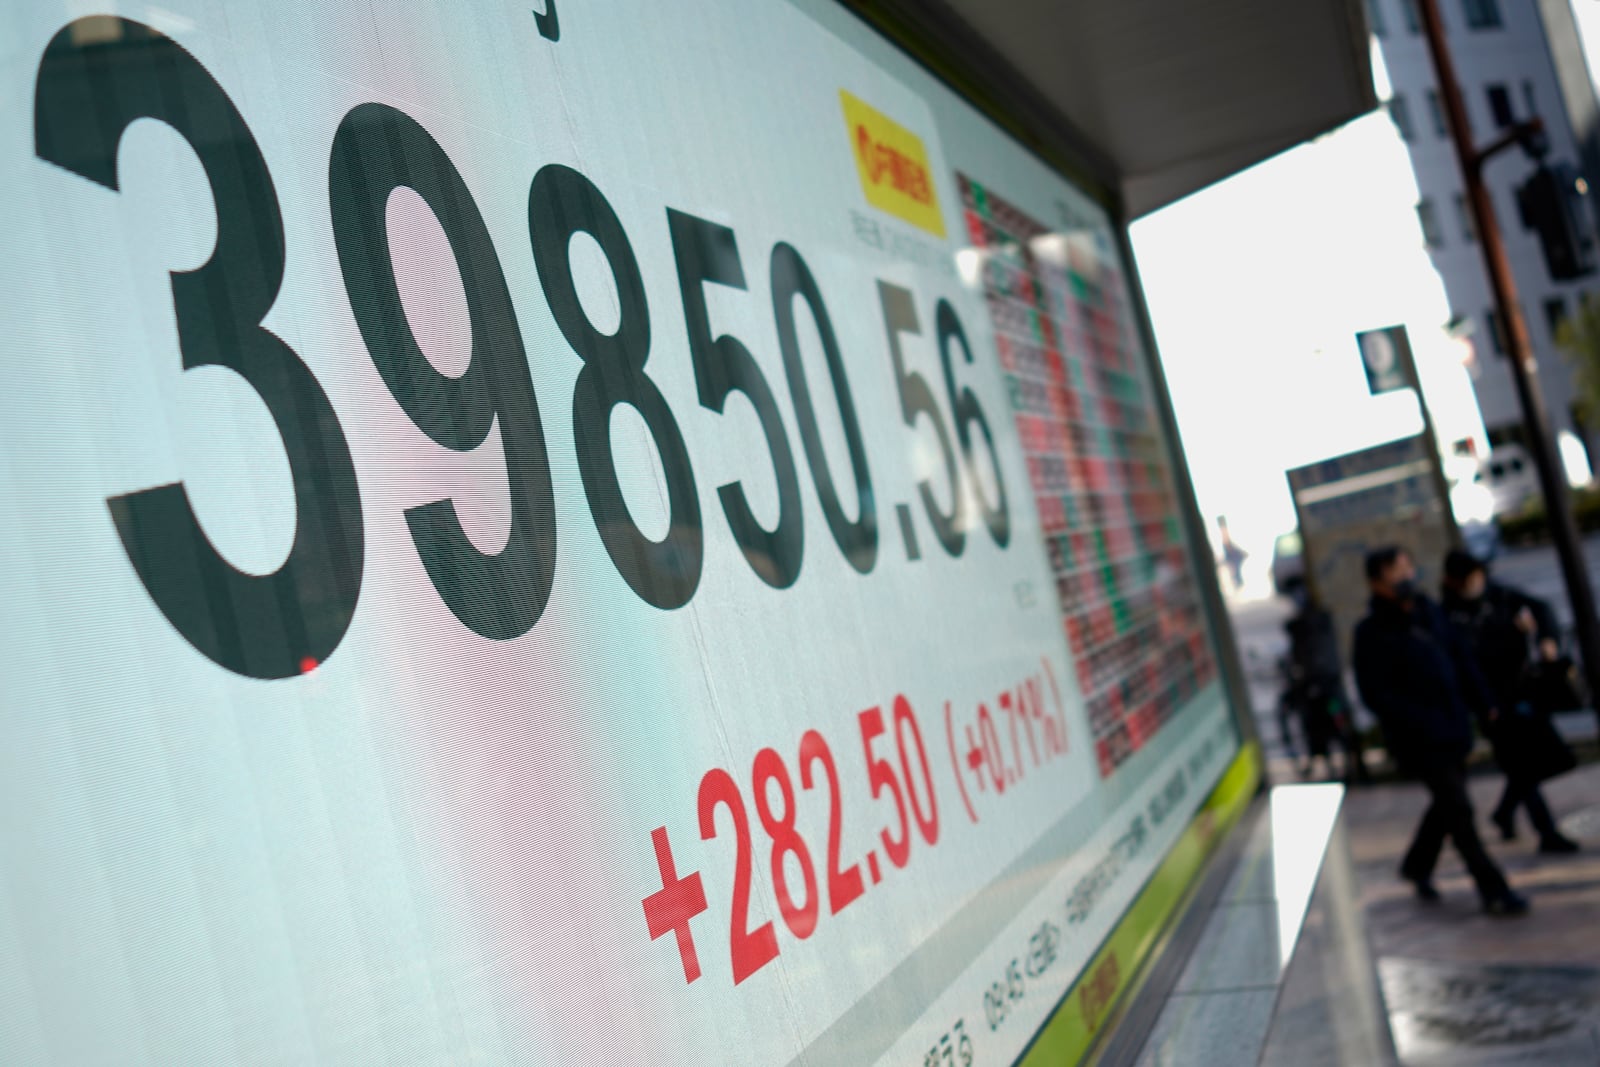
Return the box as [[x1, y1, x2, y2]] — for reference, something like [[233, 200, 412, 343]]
[[642, 826, 708, 983], [964, 724, 986, 792]]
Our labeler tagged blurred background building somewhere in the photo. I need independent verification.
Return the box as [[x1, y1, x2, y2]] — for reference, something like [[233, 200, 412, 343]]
[[1373, 0, 1599, 475], [1133, 0, 1600, 596]]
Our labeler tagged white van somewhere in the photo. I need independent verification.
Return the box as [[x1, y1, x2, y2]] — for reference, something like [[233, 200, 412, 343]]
[[1475, 444, 1542, 517]]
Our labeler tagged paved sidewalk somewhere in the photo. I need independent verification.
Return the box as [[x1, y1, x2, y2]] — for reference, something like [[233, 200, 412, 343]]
[[1330, 757, 1600, 1064]]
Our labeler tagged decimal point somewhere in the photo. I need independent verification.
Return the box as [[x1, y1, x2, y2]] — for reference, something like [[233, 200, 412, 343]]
[[867, 852, 882, 884]]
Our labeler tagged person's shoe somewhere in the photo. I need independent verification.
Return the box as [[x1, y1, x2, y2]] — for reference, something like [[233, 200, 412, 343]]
[[1491, 808, 1517, 842], [1405, 876, 1442, 902], [1538, 834, 1580, 854], [1483, 891, 1531, 917]]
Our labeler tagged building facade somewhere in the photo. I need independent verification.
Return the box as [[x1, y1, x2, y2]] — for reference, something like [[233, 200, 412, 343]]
[[1371, 0, 1600, 469]]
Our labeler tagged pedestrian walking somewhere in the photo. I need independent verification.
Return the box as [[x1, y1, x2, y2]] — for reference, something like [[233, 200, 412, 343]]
[[1282, 577, 1369, 783], [1216, 516, 1247, 592], [1440, 549, 1580, 853], [1352, 546, 1529, 915]]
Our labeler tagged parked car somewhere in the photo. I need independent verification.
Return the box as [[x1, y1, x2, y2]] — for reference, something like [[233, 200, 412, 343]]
[[1450, 477, 1502, 561], [1271, 530, 1304, 595], [1474, 444, 1541, 517]]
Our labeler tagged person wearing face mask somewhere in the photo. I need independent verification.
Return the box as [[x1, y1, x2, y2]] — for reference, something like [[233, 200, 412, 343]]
[[1353, 546, 1529, 916], [1440, 549, 1579, 853]]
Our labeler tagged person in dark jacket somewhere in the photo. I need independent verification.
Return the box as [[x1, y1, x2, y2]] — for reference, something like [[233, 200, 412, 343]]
[[1282, 577, 1369, 783], [1440, 549, 1579, 853], [1352, 546, 1528, 915]]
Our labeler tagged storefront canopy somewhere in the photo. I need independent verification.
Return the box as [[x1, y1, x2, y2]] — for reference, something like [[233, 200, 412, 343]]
[[874, 0, 1376, 216]]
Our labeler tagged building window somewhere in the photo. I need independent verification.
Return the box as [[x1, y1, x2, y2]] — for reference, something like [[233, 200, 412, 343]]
[[1368, 0, 1388, 36], [1545, 295, 1569, 340], [1401, 0, 1421, 33], [1426, 89, 1449, 137], [1487, 84, 1514, 127], [1454, 193, 1477, 241], [1462, 0, 1502, 30], [1418, 198, 1445, 246], [1388, 94, 1416, 141], [1486, 308, 1507, 356], [1522, 80, 1537, 118]]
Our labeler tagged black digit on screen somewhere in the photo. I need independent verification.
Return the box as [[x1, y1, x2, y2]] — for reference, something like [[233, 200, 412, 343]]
[[33, 17, 1016, 682], [668, 210, 804, 589], [936, 300, 1010, 547], [532, 0, 560, 40], [879, 281, 965, 558], [771, 243, 877, 574], [329, 102, 557, 639], [34, 17, 365, 679], [530, 164, 704, 609]]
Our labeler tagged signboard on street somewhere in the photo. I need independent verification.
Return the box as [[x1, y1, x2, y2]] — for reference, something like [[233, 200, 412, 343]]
[[1357, 325, 1415, 396], [0, 4, 1244, 1064], [1288, 436, 1457, 661]]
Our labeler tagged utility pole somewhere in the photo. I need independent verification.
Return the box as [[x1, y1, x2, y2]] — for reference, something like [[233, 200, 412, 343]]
[[1417, 0, 1600, 719]]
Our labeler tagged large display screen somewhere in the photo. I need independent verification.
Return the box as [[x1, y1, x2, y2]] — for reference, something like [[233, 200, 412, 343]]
[[0, 3, 1241, 1063]]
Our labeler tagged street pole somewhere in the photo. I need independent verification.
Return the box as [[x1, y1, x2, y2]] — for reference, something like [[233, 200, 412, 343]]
[[1417, 0, 1600, 719]]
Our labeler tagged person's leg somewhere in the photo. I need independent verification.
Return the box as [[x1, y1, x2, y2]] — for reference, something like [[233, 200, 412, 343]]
[[1400, 781, 1449, 885], [1524, 786, 1579, 851], [1524, 784, 1557, 839], [1491, 776, 1523, 840], [1304, 707, 1334, 782], [1312, 696, 1345, 780], [1433, 766, 1514, 903], [1278, 701, 1297, 763], [1343, 723, 1371, 783], [1332, 710, 1369, 783]]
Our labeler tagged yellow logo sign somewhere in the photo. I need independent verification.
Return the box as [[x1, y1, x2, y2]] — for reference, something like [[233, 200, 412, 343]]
[[840, 90, 946, 238]]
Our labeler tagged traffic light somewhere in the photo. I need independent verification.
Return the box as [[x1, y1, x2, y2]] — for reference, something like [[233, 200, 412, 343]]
[[1516, 162, 1596, 280]]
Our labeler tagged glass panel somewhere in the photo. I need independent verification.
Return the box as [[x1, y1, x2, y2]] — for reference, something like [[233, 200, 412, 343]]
[[0, 4, 1244, 1065]]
